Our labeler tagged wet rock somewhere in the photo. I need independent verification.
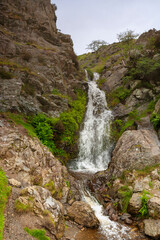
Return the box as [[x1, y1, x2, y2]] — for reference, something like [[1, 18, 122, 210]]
[[144, 219, 160, 238], [109, 129, 160, 177], [128, 193, 142, 214], [147, 196, 160, 218], [67, 201, 99, 228]]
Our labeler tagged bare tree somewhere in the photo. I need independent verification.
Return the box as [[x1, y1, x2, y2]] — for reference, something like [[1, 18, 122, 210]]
[[86, 40, 108, 52], [117, 30, 139, 44]]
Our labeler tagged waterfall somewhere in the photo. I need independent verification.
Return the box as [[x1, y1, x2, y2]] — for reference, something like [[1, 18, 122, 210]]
[[69, 72, 131, 240], [70, 72, 113, 173]]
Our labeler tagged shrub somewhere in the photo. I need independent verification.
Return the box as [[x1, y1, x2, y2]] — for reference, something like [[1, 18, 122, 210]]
[[150, 113, 160, 130], [0, 169, 11, 240], [119, 185, 133, 213], [139, 191, 149, 217]]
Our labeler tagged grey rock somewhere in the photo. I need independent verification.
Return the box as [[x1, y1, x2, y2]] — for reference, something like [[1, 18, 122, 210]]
[[144, 219, 160, 238]]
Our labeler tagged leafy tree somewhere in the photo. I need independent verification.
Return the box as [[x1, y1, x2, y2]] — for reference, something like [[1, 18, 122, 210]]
[[117, 30, 139, 44], [86, 40, 107, 52]]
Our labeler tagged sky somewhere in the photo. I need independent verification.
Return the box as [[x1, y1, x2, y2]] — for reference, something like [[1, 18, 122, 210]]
[[51, 0, 160, 55]]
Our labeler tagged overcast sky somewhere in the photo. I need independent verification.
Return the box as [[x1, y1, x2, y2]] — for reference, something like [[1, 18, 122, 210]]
[[51, 0, 160, 55]]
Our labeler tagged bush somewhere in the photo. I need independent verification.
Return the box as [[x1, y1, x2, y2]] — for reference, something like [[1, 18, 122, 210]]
[[139, 191, 149, 216], [150, 113, 160, 130]]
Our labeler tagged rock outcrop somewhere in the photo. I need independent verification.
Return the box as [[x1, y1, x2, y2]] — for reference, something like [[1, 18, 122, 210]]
[[0, 0, 86, 116], [109, 129, 160, 177]]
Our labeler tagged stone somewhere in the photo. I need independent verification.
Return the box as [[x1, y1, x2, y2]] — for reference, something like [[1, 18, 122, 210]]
[[8, 178, 21, 188], [109, 129, 160, 177], [144, 219, 160, 238], [17, 186, 65, 239], [128, 193, 142, 214], [134, 177, 151, 192], [67, 201, 99, 228], [147, 196, 160, 218], [151, 169, 160, 180]]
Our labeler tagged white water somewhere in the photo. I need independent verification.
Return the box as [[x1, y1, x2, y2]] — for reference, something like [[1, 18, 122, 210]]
[[70, 72, 113, 173], [82, 190, 131, 240], [69, 72, 131, 240]]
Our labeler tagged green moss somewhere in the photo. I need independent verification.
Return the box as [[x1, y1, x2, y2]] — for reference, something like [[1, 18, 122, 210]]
[[0, 169, 11, 240], [44, 181, 55, 196], [24, 227, 50, 240], [97, 78, 106, 87]]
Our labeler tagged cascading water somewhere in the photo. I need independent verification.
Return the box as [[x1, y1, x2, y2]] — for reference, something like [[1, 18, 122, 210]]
[[69, 72, 131, 240], [70, 72, 113, 173]]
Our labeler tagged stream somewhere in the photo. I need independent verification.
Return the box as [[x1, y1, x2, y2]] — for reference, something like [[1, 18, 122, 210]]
[[68, 72, 133, 240]]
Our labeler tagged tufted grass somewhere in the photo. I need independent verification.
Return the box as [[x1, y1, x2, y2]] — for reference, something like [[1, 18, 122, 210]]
[[0, 169, 11, 240], [24, 227, 50, 240]]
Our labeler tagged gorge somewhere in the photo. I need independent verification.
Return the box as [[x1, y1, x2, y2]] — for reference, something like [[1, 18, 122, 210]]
[[0, 0, 160, 240]]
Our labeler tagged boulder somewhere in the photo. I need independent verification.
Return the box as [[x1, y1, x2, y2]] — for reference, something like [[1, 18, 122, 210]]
[[128, 193, 142, 214], [109, 129, 160, 177], [144, 219, 160, 238], [67, 201, 99, 228], [147, 196, 160, 218], [151, 169, 160, 180]]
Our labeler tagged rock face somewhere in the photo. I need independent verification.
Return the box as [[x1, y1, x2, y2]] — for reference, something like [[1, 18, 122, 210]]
[[0, 0, 85, 116], [109, 129, 160, 177], [67, 201, 99, 228]]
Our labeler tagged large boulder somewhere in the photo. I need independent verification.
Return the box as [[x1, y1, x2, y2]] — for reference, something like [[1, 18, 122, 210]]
[[144, 219, 160, 238], [67, 201, 99, 228], [109, 129, 160, 177]]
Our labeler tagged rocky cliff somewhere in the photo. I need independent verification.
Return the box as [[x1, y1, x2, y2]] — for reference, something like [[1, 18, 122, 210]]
[[0, 0, 85, 116], [0, 1, 97, 240]]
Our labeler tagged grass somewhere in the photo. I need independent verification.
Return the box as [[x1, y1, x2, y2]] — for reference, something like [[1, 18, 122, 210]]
[[119, 185, 133, 213], [139, 191, 149, 217], [136, 164, 160, 177], [15, 199, 32, 213], [24, 227, 50, 240], [4, 113, 37, 138], [0, 169, 11, 240]]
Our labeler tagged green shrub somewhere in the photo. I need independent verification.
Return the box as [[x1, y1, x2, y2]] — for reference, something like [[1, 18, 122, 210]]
[[119, 185, 133, 212], [128, 57, 160, 79], [0, 169, 11, 240], [139, 191, 149, 216], [24, 227, 50, 240], [150, 113, 160, 130]]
